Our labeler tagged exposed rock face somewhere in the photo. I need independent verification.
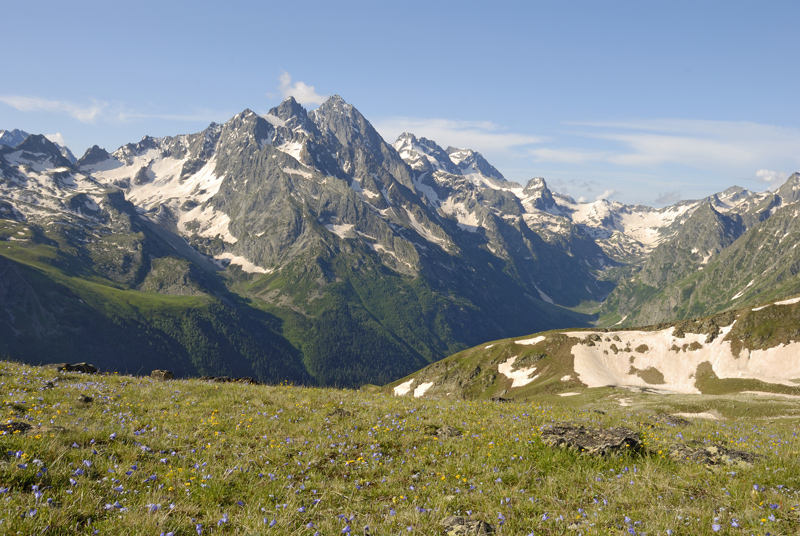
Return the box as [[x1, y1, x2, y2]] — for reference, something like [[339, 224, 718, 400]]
[[151, 369, 174, 381], [441, 516, 494, 535], [541, 423, 641, 455], [668, 441, 761, 467], [326, 408, 352, 418], [47, 362, 99, 374], [1, 421, 33, 435], [652, 413, 692, 426], [436, 425, 463, 438], [199, 375, 259, 385]]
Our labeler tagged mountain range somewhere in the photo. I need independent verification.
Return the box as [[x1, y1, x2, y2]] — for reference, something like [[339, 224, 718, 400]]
[[2, 96, 799, 388]]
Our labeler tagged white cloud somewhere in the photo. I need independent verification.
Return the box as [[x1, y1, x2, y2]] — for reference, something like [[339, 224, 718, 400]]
[[532, 119, 800, 175], [0, 95, 107, 123], [277, 71, 327, 106], [373, 117, 545, 154], [755, 169, 788, 190], [596, 189, 616, 201], [45, 133, 66, 146]]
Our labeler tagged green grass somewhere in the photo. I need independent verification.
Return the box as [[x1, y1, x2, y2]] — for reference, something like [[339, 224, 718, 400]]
[[2, 360, 800, 535]]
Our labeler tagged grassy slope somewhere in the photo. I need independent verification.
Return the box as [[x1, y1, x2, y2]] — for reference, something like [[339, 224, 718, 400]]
[[385, 300, 800, 402], [0, 237, 307, 383], [237, 244, 594, 388], [1, 360, 799, 535]]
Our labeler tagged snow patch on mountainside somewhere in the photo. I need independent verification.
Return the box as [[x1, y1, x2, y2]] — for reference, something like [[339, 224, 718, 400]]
[[515, 336, 546, 346], [276, 140, 304, 162], [215, 252, 270, 274], [181, 205, 236, 243], [566, 322, 800, 393], [413, 382, 434, 397], [405, 208, 446, 245], [439, 197, 480, 232], [0, 161, 108, 220], [752, 296, 800, 311], [497, 356, 539, 387], [731, 280, 755, 301], [393, 379, 414, 396], [324, 223, 354, 238]]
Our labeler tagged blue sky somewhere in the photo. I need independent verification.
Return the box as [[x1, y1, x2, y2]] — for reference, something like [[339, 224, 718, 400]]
[[2, 0, 799, 205]]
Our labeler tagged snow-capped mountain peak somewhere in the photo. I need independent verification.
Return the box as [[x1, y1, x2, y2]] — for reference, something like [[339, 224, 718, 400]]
[[1, 128, 77, 164]]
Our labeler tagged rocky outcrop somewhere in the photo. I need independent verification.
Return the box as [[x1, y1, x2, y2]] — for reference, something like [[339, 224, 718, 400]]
[[1, 421, 33, 435], [541, 423, 641, 455], [441, 516, 494, 535], [46, 362, 99, 374], [151, 369, 174, 381], [200, 375, 259, 385], [668, 441, 760, 467]]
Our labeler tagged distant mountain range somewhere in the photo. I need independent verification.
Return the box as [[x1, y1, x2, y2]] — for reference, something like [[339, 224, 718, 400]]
[[2, 96, 799, 387]]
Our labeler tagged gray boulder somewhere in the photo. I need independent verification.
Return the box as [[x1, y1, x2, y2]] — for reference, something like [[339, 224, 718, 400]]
[[151, 369, 174, 381], [441, 516, 494, 535], [541, 423, 641, 455]]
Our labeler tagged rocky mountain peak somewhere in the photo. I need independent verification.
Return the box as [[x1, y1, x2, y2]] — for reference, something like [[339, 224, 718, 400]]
[[1, 129, 76, 163], [12, 134, 73, 168], [310, 95, 368, 141], [445, 146, 505, 182], [393, 133, 458, 174], [76, 145, 111, 167], [523, 177, 559, 213], [267, 97, 318, 135], [0, 129, 30, 147]]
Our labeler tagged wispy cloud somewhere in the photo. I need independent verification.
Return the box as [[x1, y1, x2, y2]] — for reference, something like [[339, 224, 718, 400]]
[[755, 169, 788, 190], [0, 95, 107, 123], [0, 94, 231, 126], [655, 190, 684, 205], [115, 110, 229, 123], [373, 117, 545, 154], [531, 119, 800, 173], [595, 189, 616, 201], [45, 133, 66, 146], [276, 71, 327, 106]]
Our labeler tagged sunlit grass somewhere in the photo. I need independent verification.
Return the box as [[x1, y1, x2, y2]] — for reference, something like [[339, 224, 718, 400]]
[[1, 359, 799, 535]]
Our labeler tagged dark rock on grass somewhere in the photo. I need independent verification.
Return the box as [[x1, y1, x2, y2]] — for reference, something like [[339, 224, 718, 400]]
[[541, 423, 641, 455], [200, 376, 260, 385], [151, 369, 174, 381], [652, 413, 692, 426], [1, 421, 33, 435], [436, 425, 463, 438], [46, 362, 98, 374], [441, 515, 494, 535], [668, 441, 761, 467], [326, 408, 352, 418], [78, 395, 93, 403]]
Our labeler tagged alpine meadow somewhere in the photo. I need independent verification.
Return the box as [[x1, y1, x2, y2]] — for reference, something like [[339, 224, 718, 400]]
[[3, 4, 800, 532]]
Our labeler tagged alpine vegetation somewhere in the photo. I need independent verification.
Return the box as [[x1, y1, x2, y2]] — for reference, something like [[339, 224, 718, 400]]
[[2, 97, 800, 389], [1, 360, 799, 535]]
